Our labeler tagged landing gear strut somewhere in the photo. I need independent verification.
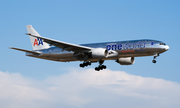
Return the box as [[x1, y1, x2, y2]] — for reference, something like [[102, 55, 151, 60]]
[[79, 61, 91, 68], [152, 54, 159, 63], [95, 60, 107, 71]]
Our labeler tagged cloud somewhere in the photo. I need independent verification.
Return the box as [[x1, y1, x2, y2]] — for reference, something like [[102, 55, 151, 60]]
[[0, 69, 180, 108]]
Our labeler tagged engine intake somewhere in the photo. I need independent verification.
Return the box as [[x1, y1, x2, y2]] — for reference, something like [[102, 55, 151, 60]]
[[116, 57, 135, 65]]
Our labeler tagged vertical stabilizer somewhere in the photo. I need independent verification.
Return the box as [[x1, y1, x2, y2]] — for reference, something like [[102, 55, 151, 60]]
[[26, 25, 50, 50]]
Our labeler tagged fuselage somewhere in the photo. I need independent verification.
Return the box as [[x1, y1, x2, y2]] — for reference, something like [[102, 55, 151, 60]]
[[26, 39, 169, 62]]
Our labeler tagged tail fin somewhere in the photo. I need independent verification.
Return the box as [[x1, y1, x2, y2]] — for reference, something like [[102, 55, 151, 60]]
[[26, 25, 50, 50]]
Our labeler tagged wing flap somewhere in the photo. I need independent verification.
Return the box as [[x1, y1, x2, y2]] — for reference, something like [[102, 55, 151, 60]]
[[27, 34, 92, 52]]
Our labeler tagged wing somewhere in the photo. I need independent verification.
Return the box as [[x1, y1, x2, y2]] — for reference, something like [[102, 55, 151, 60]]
[[26, 33, 92, 52]]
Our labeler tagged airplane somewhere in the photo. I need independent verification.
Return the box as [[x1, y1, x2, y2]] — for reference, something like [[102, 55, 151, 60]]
[[10, 25, 169, 71]]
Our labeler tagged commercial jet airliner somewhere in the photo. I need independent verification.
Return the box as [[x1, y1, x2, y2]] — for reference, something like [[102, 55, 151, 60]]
[[10, 25, 169, 71]]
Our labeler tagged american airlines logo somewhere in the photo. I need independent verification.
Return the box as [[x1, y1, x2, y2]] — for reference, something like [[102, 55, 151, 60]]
[[33, 38, 43, 46]]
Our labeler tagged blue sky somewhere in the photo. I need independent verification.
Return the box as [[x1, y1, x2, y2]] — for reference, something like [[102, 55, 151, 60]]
[[0, 0, 180, 108]]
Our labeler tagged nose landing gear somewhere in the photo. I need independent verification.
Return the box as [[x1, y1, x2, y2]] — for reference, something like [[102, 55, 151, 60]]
[[152, 54, 159, 63]]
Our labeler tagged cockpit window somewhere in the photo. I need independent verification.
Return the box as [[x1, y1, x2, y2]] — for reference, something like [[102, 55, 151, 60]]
[[159, 43, 166, 45]]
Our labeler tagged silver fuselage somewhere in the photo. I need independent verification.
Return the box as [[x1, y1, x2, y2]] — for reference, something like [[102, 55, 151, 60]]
[[26, 39, 169, 62]]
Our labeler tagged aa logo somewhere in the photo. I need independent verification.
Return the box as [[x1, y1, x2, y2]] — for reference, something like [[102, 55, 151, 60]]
[[33, 38, 43, 46]]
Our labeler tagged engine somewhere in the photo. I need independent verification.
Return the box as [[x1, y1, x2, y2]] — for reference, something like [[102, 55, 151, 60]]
[[91, 48, 108, 58], [116, 57, 135, 65]]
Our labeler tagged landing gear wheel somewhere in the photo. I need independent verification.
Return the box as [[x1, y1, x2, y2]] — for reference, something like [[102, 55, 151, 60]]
[[99, 66, 103, 70], [84, 62, 88, 66], [152, 60, 156, 63], [79, 61, 91, 68], [79, 64, 84, 68], [95, 67, 100, 71], [95, 65, 107, 71], [102, 65, 106, 69]]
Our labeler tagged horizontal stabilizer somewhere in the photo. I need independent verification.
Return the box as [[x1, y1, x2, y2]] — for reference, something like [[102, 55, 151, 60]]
[[9, 47, 42, 55]]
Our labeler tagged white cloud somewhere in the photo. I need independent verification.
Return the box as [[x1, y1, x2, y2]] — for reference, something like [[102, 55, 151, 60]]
[[0, 69, 180, 108]]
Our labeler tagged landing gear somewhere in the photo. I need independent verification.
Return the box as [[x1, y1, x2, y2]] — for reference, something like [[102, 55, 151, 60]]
[[152, 54, 159, 63], [79, 61, 91, 68], [79, 60, 107, 71], [95, 60, 107, 71], [95, 65, 106, 71]]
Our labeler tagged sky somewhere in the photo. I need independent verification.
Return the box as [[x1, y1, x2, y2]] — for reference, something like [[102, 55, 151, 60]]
[[0, 0, 180, 108]]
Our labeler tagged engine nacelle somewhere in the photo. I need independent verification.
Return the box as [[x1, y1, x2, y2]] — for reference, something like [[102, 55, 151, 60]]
[[116, 57, 135, 65], [91, 48, 108, 58]]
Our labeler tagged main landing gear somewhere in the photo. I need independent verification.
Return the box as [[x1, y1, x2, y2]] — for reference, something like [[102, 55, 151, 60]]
[[79, 61, 91, 68], [152, 54, 159, 63], [95, 65, 106, 71], [95, 60, 107, 71], [79, 60, 107, 71]]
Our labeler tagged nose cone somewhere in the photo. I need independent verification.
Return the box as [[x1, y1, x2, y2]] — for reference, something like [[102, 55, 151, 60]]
[[165, 45, 169, 50]]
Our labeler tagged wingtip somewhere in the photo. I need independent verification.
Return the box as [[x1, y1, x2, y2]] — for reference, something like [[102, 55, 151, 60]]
[[9, 47, 13, 49], [25, 33, 31, 35]]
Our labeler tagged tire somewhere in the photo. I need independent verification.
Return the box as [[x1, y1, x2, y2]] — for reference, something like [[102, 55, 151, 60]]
[[80, 64, 84, 67], [152, 60, 156, 63], [95, 67, 100, 71]]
